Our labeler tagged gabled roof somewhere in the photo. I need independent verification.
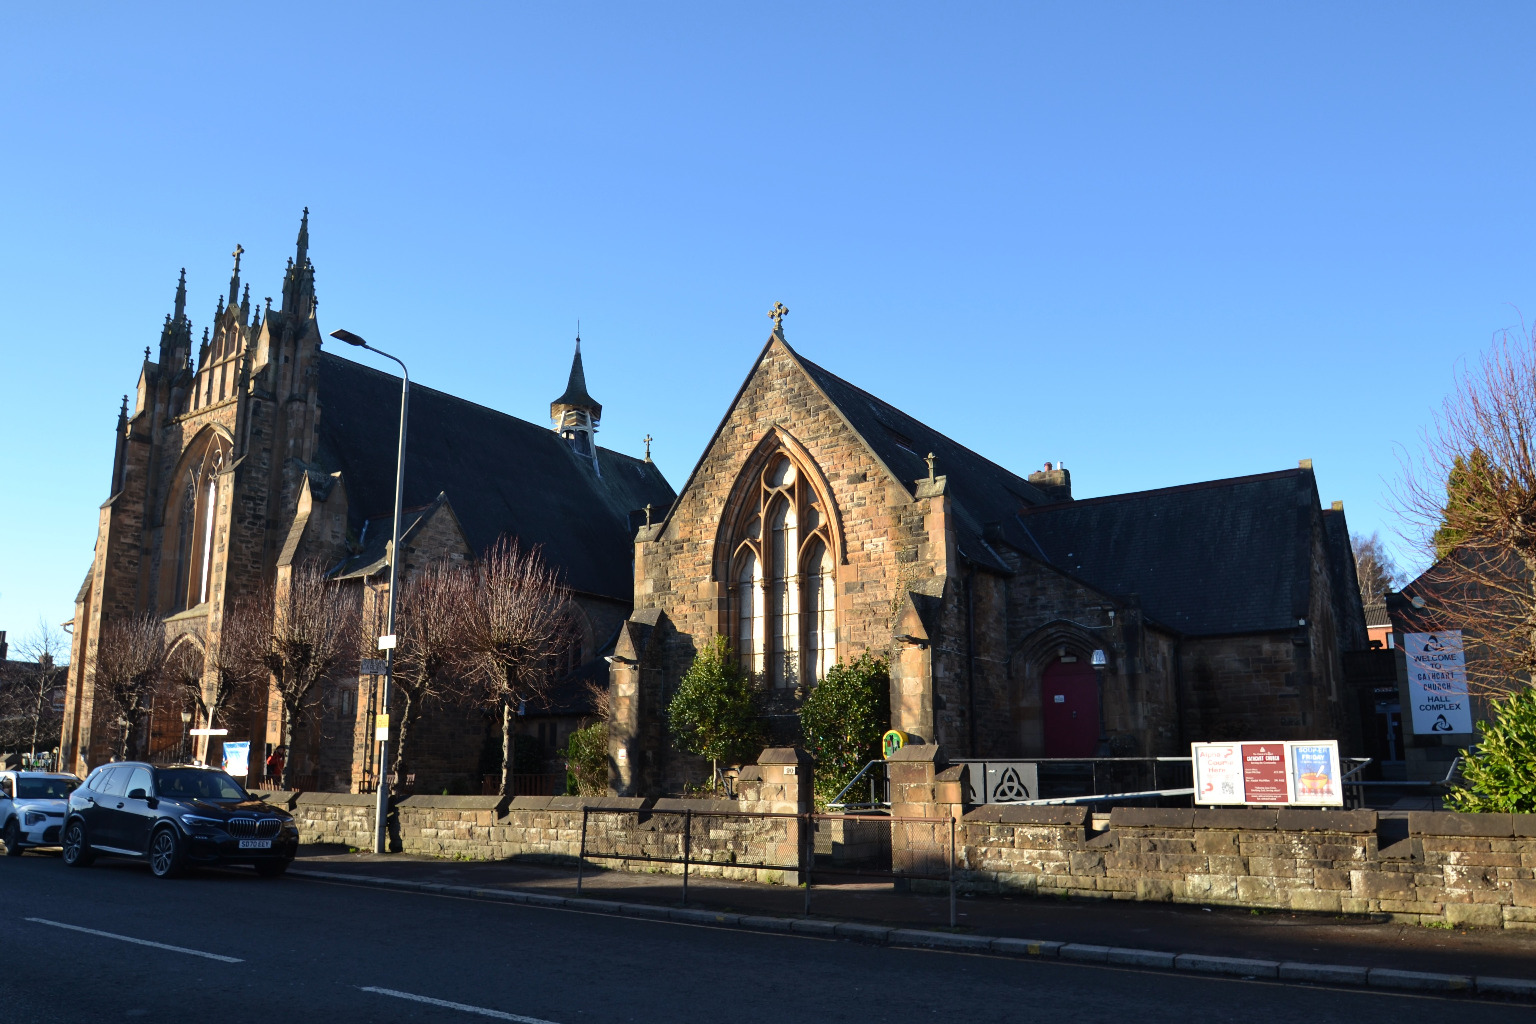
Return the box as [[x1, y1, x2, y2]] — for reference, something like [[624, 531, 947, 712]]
[[1013, 469, 1321, 635], [660, 333, 1052, 572], [315, 351, 674, 601]]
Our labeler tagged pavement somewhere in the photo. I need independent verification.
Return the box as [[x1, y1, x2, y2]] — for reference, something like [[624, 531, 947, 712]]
[[3, 848, 1534, 1023], [289, 844, 1536, 983]]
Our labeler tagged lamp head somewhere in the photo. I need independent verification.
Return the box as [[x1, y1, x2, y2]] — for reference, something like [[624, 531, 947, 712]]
[[329, 328, 368, 348], [1091, 649, 1107, 667]]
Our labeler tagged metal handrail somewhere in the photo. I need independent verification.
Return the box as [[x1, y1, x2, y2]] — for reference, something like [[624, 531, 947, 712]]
[[826, 760, 888, 809]]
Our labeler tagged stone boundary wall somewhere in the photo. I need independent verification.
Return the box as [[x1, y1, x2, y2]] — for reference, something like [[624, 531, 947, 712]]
[[258, 746, 1536, 929], [953, 805, 1536, 930]]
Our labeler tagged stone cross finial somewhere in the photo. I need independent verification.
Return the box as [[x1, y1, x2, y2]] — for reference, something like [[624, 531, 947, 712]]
[[144, 346, 151, 362], [643, 434, 653, 461], [768, 302, 789, 329], [644, 503, 653, 527], [231, 244, 244, 272], [925, 452, 937, 482]]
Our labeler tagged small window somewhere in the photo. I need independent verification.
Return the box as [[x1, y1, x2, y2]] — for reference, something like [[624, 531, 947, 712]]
[[125, 767, 153, 798], [97, 767, 130, 797], [0, 777, 12, 799]]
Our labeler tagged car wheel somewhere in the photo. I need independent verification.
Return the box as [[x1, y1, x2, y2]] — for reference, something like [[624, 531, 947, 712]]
[[3, 819, 23, 857], [148, 827, 186, 879], [254, 859, 290, 879], [62, 821, 95, 867]]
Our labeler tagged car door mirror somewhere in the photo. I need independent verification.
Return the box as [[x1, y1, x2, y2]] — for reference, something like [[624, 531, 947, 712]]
[[127, 788, 148, 800]]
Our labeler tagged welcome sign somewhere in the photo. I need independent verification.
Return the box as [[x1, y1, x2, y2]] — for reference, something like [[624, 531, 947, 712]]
[[1403, 630, 1472, 735]]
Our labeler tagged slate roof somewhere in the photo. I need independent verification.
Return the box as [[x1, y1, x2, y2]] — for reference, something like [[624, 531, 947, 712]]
[[1013, 469, 1321, 636], [314, 351, 674, 601], [787, 342, 1052, 571]]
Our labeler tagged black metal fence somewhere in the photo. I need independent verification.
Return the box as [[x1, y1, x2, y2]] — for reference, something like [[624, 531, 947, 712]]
[[573, 807, 963, 926]]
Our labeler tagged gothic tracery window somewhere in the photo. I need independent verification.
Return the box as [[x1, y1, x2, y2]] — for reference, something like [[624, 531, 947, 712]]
[[728, 452, 836, 688], [164, 431, 230, 612]]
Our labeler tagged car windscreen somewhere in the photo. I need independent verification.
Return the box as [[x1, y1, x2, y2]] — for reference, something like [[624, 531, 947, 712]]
[[16, 777, 78, 799], [152, 768, 248, 802]]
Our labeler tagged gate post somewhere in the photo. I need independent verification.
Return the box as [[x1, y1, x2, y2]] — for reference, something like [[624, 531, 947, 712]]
[[748, 747, 813, 886], [889, 744, 969, 890]]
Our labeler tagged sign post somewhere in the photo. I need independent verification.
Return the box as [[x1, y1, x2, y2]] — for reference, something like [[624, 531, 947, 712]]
[[1192, 740, 1342, 807]]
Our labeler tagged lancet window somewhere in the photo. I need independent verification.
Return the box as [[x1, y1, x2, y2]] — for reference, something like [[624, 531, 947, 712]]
[[164, 432, 230, 612], [727, 452, 837, 688]]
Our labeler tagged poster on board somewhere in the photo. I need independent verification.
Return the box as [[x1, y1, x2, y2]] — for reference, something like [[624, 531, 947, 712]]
[[1239, 743, 1292, 804], [1191, 743, 1243, 805], [1285, 740, 1342, 806], [1403, 630, 1473, 734], [223, 741, 250, 778]]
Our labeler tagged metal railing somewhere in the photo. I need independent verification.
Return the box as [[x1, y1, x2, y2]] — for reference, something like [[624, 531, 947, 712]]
[[826, 760, 889, 809], [573, 806, 963, 926]]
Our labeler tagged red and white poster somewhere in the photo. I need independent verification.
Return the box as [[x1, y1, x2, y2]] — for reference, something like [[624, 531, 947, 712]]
[[1240, 743, 1292, 803], [1191, 743, 1243, 805]]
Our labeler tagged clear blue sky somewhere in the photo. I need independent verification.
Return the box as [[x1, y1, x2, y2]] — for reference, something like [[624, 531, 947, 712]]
[[3, 3, 1534, 646]]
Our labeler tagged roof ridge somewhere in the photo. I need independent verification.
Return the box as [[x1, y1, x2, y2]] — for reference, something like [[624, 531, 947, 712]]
[[790, 347, 1043, 496], [1019, 467, 1306, 514]]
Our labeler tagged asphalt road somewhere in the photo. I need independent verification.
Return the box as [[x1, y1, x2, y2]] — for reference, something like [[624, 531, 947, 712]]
[[1, 850, 1531, 1024]]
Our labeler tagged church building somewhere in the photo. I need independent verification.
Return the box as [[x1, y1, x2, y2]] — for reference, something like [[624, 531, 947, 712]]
[[61, 213, 673, 791], [608, 312, 1368, 795]]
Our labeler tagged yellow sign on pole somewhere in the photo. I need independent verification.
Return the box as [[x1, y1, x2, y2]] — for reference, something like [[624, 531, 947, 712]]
[[375, 713, 390, 741]]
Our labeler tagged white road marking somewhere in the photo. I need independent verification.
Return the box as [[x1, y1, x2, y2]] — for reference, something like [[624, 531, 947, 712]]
[[24, 917, 244, 963], [359, 987, 563, 1022]]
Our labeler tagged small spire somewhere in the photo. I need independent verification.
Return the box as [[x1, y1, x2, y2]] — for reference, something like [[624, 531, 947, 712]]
[[643, 434, 653, 462], [119, 394, 128, 420], [228, 244, 244, 306], [242, 282, 250, 308], [216, 293, 225, 318], [295, 207, 309, 266], [173, 268, 187, 321]]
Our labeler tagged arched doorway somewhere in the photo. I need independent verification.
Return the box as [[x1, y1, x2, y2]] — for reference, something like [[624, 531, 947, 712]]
[[1041, 658, 1099, 757]]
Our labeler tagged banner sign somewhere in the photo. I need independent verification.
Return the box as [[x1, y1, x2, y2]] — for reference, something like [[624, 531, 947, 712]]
[[1192, 740, 1342, 807], [1403, 631, 1473, 734], [223, 741, 251, 778]]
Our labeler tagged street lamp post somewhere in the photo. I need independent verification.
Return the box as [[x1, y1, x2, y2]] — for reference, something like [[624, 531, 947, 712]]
[[331, 328, 408, 856], [179, 710, 192, 762]]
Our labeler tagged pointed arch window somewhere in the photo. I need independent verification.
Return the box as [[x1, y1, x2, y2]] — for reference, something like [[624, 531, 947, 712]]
[[163, 431, 230, 612], [727, 451, 837, 688]]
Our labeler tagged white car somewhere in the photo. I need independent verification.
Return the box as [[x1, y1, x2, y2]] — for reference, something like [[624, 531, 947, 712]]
[[0, 771, 81, 855]]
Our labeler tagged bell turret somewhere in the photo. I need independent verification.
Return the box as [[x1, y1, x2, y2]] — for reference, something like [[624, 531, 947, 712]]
[[550, 334, 601, 472]]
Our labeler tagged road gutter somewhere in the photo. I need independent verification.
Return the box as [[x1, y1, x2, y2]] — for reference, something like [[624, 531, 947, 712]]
[[288, 868, 1535, 1001]]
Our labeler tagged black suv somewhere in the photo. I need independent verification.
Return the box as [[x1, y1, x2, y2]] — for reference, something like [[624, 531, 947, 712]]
[[62, 762, 298, 878]]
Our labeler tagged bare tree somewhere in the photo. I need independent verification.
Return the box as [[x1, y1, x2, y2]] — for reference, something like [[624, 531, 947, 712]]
[[0, 619, 69, 762], [389, 560, 473, 786], [1351, 531, 1403, 607], [256, 563, 361, 788], [94, 614, 167, 760], [457, 539, 572, 796], [1397, 324, 1536, 695]]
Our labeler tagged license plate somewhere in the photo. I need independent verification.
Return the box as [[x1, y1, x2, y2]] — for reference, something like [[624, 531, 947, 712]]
[[238, 839, 272, 850]]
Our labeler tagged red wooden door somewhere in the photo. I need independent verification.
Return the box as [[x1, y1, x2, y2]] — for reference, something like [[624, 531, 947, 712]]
[[1042, 660, 1099, 758]]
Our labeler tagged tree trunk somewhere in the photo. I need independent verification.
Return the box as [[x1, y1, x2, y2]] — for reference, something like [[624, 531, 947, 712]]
[[281, 700, 297, 790], [501, 701, 517, 797], [392, 690, 415, 788]]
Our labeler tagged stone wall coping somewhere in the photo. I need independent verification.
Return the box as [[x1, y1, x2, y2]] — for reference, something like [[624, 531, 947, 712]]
[[934, 765, 966, 783], [737, 766, 762, 782], [1193, 808, 1276, 830], [508, 796, 552, 810], [886, 744, 943, 764], [396, 795, 503, 810], [295, 792, 376, 807], [250, 790, 298, 809], [1109, 807, 1195, 829], [963, 805, 1087, 827], [1276, 808, 1377, 834], [1409, 811, 1515, 837], [651, 798, 741, 814], [757, 747, 814, 767]]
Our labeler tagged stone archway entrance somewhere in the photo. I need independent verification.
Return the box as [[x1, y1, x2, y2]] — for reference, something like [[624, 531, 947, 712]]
[[1041, 658, 1098, 757]]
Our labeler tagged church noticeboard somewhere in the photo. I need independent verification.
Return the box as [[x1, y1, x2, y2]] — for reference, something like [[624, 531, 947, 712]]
[[1403, 630, 1473, 735], [1192, 740, 1342, 807]]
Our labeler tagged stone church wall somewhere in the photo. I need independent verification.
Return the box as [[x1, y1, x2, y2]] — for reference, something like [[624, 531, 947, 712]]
[[624, 342, 945, 793]]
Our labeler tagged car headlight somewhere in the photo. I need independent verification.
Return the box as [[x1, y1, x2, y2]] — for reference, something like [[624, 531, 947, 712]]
[[179, 814, 226, 832], [23, 811, 47, 827]]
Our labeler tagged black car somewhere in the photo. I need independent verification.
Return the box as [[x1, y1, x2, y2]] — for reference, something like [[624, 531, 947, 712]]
[[62, 762, 298, 878]]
